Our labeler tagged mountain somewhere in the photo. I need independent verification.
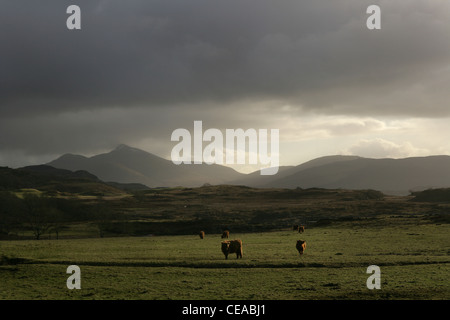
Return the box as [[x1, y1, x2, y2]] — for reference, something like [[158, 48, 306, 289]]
[[47, 146, 450, 195], [47, 144, 244, 188], [260, 155, 450, 195], [229, 155, 361, 187]]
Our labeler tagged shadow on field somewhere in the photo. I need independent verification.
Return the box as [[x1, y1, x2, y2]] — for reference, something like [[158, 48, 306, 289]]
[[2, 256, 448, 269]]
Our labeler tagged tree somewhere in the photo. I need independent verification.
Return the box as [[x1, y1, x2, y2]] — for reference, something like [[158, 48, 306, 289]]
[[22, 194, 54, 240], [0, 192, 24, 237], [93, 198, 112, 238], [47, 207, 64, 240]]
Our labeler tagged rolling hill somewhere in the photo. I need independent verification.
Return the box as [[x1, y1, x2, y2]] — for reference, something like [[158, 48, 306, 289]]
[[0, 165, 125, 196]]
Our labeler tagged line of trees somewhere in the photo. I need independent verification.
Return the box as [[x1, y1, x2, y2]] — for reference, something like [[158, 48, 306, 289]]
[[0, 191, 118, 240]]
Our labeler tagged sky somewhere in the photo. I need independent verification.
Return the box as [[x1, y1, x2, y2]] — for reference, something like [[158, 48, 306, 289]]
[[1, 0, 449, 173]]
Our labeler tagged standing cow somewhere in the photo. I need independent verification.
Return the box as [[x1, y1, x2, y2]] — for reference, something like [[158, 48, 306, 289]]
[[293, 225, 299, 232], [199, 231, 205, 239], [296, 240, 306, 255], [221, 230, 230, 239], [221, 239, 243, 259], [298, 226, 305, 233]]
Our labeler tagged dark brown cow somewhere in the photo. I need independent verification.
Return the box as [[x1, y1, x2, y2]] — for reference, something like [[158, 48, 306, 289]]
[[221, 239, 243, 259], [298, 226, 305, 233], [296, 240, 306, 255], [293, 225, 299, 232], [199, 231, 205, 239], [221, 230, 230, 239]]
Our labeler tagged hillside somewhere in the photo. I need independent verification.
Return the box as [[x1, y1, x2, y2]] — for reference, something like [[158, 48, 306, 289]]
[[410, 188, 450, 203], [0, 165, 125, 196]]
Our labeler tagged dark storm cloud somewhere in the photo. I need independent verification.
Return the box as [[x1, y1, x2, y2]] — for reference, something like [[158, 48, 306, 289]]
[[1, 0, 449, 165], [1, 0, 449, 117], [0, 104, 234, 156]]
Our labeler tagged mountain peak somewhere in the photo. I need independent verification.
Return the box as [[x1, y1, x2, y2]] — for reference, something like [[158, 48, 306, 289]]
[[54, 153, 87, 161], [114, 144, 134, 151]]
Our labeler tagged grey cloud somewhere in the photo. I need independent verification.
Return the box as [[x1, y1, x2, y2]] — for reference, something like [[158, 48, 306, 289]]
[[1, 0, 449, 117], [0, 102, 257, 165], [346, 138, 430, 159], [1, 0, 449, 165]]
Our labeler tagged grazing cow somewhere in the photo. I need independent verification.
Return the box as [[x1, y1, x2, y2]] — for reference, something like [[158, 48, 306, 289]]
[[199, 231, 205, 239], [293, 225, 299, 232], [221, 239, 243, 259], [298, 226, 305, 233], [296, 240, 306, 255], [221, 230, 230, 239]]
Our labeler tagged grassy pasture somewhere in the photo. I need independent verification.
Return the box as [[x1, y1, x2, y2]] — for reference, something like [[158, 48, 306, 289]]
[[1, 217, 448, 300]]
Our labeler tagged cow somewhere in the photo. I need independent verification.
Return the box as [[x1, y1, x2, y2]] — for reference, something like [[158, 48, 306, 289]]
[[199, 231, 205, 239], [296, 240, 306, 255], [298, 226, 305, 233], [293, 225, 299, 232], [221, 230, 230, 239], [221, 239, 243, 259]]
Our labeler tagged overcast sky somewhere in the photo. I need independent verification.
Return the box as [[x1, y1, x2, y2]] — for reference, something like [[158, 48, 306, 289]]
[[1, 0, 449, 173]]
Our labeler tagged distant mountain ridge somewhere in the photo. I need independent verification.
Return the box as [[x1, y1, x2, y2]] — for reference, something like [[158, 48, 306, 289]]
[[48, 144, 244, 188], [229, 155, 361, 187], [263, 155, 450, 195], [46, 145, 450, 195]]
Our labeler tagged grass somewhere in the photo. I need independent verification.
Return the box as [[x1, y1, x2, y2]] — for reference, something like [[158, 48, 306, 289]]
[[1, 218, 449, 300], [13, 188, 43, 199]]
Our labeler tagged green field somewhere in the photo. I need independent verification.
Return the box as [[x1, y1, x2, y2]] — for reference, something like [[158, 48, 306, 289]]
[[1, 216, 448, 300]]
